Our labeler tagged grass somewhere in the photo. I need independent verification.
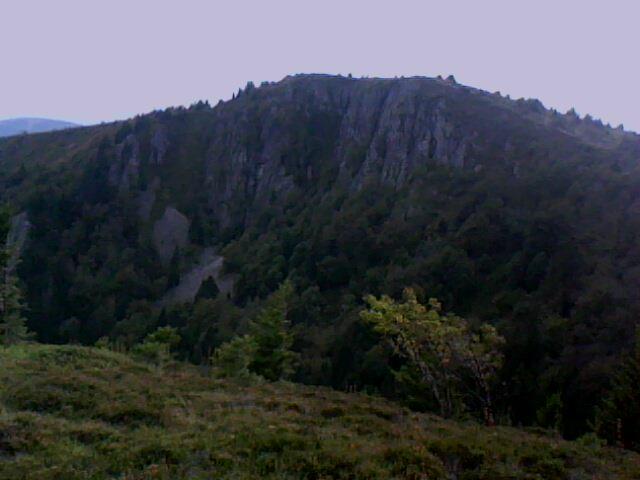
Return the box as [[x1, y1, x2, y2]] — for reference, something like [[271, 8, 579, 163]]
[[0, 344, 638, 479]]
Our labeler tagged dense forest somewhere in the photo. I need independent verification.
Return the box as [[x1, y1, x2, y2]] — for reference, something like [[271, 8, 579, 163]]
[[1, 74, 640, 447]]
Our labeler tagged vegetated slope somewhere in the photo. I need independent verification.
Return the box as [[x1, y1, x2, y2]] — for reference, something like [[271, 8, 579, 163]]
[[0, 344, 638, 479], [1, 75, 640, 437], [0, 117, 79, 137]]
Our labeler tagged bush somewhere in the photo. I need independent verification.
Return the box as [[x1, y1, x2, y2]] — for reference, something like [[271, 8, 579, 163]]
[[211, 335, 258, 380], [132, 327, 180, 365]]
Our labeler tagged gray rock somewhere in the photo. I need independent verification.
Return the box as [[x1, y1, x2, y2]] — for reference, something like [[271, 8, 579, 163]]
[[137, 189, 156, 221], [198, 77, 484, 233], [109, 134, 140, 191], [150, 126, 169, 165], [152, 206, 190, 265], [6, 212, 31, 271], [137, 178, 161, 221]]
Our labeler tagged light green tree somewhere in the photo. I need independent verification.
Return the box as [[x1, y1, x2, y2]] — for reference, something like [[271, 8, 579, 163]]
[[211, 335, 258, 379], [360, 288, 503, 421], [248, 280, 296, 381], [133, 326, 181, 366]]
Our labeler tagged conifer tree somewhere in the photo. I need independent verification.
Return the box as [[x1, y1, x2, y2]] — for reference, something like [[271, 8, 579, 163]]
[[0, 207, 32, 345], [0, 264, 32, 345], [595, 329, 640, 451], [212, 335, 257, 379], [133, 326, 181, 365], [211, 281, 296, 381], [167, 248, 181, 288], [248, 280, 296, 381]]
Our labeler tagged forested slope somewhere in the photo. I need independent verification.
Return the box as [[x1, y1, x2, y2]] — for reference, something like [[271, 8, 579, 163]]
[[1, 74, 640, 438]]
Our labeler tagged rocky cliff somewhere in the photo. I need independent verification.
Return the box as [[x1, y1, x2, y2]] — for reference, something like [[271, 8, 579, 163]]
[[119, 74, 636, 235]]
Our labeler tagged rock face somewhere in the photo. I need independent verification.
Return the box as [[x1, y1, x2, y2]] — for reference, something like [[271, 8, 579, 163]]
[[137, 178, 160, 221], [152, 207, 190, 265], [199, 76, 487, 230], [6, 212, 31, 271], [90, 74, 636, 241], [109, 134, 140, 191], [150, 126, 168, 165]]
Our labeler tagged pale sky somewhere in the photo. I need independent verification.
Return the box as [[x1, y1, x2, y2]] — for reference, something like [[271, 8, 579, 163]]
[[1, 0, 638, 132]]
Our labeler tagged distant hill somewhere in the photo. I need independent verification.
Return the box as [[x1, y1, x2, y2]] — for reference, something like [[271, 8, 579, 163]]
[[0, 117, 78, 137]]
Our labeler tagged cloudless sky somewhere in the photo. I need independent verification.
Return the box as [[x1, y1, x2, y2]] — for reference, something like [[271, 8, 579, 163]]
[[1, 0, 638, 132]]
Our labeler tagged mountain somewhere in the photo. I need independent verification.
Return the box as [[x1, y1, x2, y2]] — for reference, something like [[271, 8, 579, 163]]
[[0, 117, 78, 137], [1, 343, 638, 479], [1, 74, 640, 440]]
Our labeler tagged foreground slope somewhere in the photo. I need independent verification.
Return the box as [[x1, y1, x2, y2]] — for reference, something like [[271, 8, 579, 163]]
[[0, 344, 638, 479]]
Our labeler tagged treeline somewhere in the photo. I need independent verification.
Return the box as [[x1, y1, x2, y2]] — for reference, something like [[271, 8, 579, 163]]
[[48, 277, 640, 453]]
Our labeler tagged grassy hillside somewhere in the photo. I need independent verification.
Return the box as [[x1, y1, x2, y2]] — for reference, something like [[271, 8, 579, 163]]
[[0, 344, 638, 479]]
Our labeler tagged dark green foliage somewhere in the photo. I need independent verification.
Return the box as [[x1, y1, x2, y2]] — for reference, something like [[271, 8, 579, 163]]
[[161, 297, 244, 364], [595, 331, 640, 451], [167, 248, 181, 288], [0, 206, 9, 264], [195, 276, 219, 300], [0, 76, 639, 443], [112, 300, 160, 348], [132, 326, 181, 365], [247, 281, 296, 380], [536, 392, 564, 431], [212, 281, 296, 381]]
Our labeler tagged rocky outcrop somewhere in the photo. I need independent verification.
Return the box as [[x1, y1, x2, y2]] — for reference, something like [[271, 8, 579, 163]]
[[109, 134, 140, 191], [137, 177, 160, 221], [150, 126, 168, 165], [345, 89, 474, 189], [6, 212, 30, 271], [152, 206, 190, 265], [200, 76, 487, 230], [62, 74, 637, 263]]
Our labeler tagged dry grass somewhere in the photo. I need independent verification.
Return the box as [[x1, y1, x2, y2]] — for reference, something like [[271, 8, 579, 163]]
[[0, 344, 638, 479]]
